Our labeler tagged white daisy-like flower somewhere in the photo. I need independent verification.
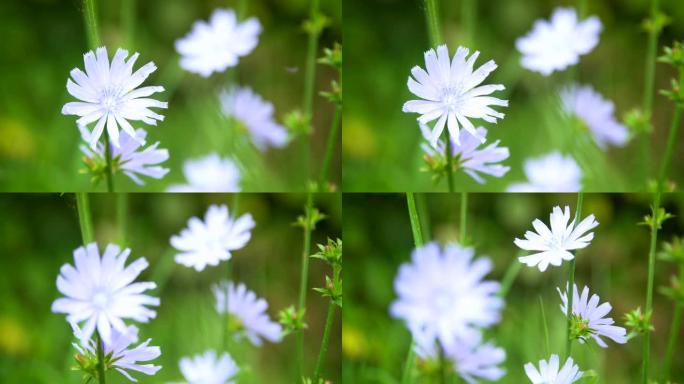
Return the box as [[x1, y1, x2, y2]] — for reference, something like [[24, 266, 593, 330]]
[[558, 284, 628, 347], [524, 354, 583, 384], [516, 7, 602, 76], [179, 350, 239, 384], [62, 47, 167, 149], [507, 152, 582, 192], [561, 84, 629, 148], [421, 125, 510, 184], [171, 204, 255, 272], [390, 242, 503, 348], [175, 8, 261, 77], [219, 86, 289, 151], [514, 206, 598, 272], [72, 324, 161, 383], [79, 126, 169, 186], [415, 331, 506, 384], [167, 153, 241, 192], [51, 242, 160, 345], [402, 44, 508, 148], [213, 281, 282, 346]]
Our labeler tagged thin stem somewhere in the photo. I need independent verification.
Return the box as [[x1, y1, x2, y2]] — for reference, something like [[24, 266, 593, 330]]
[[656, 81, 683, 190], [96, 331, 106, 384], [498, 257, 523, 298], [461, 0, 475, 46], [424, 0, 442, 46], [103, 134, 114, 192], [116, 193, 127, 246], [313, 301, 336, 382], [459, 193, 468, 244], [539, 296, 550, 357], [642, 191, 662, 384], [76, 193, 94, 244], [445, 132, 455, 192], [303, 0, 321, 181], [438, 344, 448, 384], [296, 193, 315, 378], [565, 192, 584, 359], [662, 302, 683, 378], [641, 0, 661, 181], [318, 104, 341, 191], [82, 0, 100, 49], [400, 193, 426, 384], [121, 0, 135, 48]]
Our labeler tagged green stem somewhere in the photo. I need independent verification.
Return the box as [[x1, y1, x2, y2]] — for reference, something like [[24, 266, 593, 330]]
[[656, 73, 683, 190], [424, 0, 442, 46], [438, 344, 448, 384], [318, 104, 341, 191], [296, 193, 315, 378], [539, 296, 550, 357], [96, 331, 106, 384], [565, 192, 584, 359], [445, 132, 455, 192], [641, 0, 661, 182], [121, 0, 135, 48], [498, 257, 523, 298], [116, 193, 127, 246], [642, 191, 662, 384], [82, 0, 100, 49], [313, 301, 336, 382], [459, 193, 467, 244], [662, 302, 683, 378], [303, 0, 321, 181], [76, 193, 94, 244], [461, 0, 475, 46], [103, 133, 114, 192]]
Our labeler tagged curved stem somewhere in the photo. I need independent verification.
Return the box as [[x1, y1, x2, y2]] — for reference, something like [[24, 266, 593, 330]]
[[565, 192, 584, 359], [642, 191, 661, 384], [296, 193, 315, 378], [498, 256, 523, 298], [313, 301, 336, 382], [76, 193, 94, 244], [319, 104, 342, 190]]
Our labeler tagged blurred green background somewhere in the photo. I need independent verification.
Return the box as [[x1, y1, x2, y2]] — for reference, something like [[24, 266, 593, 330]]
[[0, 0, 341, 191], [0, 193, 341, 383], [344, 193, 684, 382], [343, 0, 684, 192]]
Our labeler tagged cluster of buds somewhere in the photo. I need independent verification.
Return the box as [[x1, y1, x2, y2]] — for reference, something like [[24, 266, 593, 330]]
[[278, 306, 308, 337], [659, 237, 684, 305], [319, 43, 342, 105], [659, 41, 684, 106], [311, 238, 343, 307], [624, 307, 654, 340]]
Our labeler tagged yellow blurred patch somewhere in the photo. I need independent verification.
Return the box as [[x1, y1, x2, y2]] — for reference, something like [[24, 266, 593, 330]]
[[342, 324, 368, 360], [342, 116, 376, 158], [0, 316, 29, 356], [0, 118, 35, 159]]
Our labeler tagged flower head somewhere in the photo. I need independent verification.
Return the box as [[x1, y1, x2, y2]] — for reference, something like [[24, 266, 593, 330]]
[[507, 152, 582, 192], [167, 153, 241, 192], [515, 206, 598, 272], [524, 354, 582, 384], [51, 243, 159, 345], [72, 324, 161, 383], [558, 284, 628, 347], [171, 204, 255, 272], [561, 84, 629, 148], [176, 8, 261, 77], [62, 47, 167, 149], [390, 242, 503, 348], [79, 126, 169, 185], [179, 350, 239, 384], [421, 125, 510, 184], [415, 331, 506, 384], [219, 86, 289, 151], [213, 281, 282, 346], [403, 45, 508, 148], [516, 7, 602, 76]]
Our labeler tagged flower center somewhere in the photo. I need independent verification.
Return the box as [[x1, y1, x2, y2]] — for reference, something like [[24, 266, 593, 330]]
[[92, 291, 110, 310], [100, 87, 124, 113], [440, 85, 464, 112]]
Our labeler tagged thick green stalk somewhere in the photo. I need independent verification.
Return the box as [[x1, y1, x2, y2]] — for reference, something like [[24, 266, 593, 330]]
[[96, 331, 106, 384], [461, 0, 475, 46], [641, 0, 661, 181], [459, 193, 468, 243], [424, 0, 442, 46], [76, 193, 94, 244], [565, 193, 584, 359], [445, 133, 455, 192], [313, 301, 336, 382], [302, 0, 321, 181], [116, 193, 127, 246], [642, 192, 662, 384], [318, 104, 341, 190], [121, 0, 135, 48], [400, 193, 425, 384], [82, 0, 100, 49], [296, 193, 315, 378]]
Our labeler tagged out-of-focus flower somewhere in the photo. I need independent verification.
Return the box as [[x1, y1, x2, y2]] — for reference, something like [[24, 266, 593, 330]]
[[515, 205, 598, 272], [79, 126, 169, 185], [507, 152, 582, 192], [524, 354, 582, 384], [171, 204, 254, 272], [403, 45, 508, 148], [51, 243, 159, 345], [167, 153, 241, 192], [62, 47, 167, 148], [558, 284, 628, 347], [176, 8, 261, 77], [179, 350, 239, 384], [219, 87, 288, 151], [516, 7, 602, 76], [561, 84, 629, 148], [390, 242, 503, 349], [213, 281, 282, 346]]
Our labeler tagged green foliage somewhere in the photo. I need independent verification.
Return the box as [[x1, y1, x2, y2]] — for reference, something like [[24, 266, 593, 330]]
[[625, 307, 655, 339], [311, 238, 343, 307], [278, 306, 308, 337], [639, 207, 675, 229]]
